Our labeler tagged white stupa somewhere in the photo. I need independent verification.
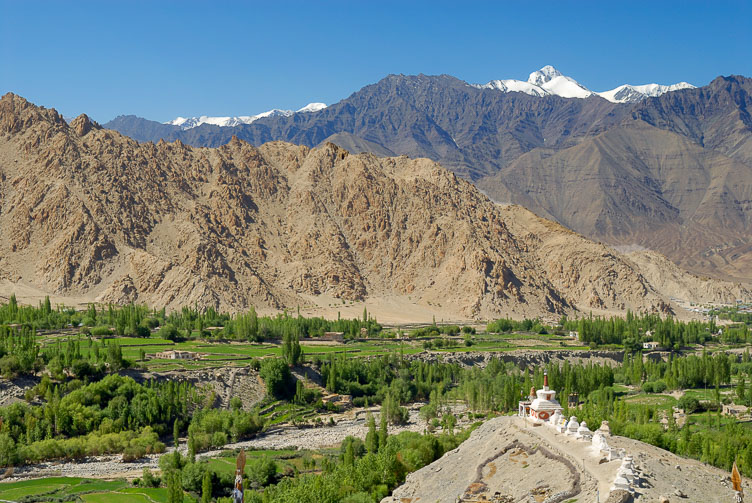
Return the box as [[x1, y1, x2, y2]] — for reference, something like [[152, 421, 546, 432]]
[[528, 372, 563, 422]]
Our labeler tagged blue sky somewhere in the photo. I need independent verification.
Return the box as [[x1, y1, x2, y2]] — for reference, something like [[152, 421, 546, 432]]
[[1, 1, 750, 122]]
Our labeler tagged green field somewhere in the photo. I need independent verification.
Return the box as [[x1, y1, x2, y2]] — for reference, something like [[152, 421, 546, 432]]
[[0, 477, 197, 503], [35, 325, 598, 372], [0, 477, 127, 502], [623, 393, 678, 408]]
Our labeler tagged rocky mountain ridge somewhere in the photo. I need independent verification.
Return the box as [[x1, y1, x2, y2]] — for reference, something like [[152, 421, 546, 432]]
[[103, 73, 752, 282], [2, 93, 750, 317]]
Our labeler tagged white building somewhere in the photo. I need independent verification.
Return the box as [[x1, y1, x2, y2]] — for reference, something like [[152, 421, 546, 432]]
[[519, 372, 563, 422]]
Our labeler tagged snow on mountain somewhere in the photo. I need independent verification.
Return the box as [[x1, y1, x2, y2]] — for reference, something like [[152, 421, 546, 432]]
[[539, 75, 593, 99], [527, 65, 564, 86], [596, 82, 696, 103], [479, 80, 549, 97], [166, 103, 327, 130], [474, 65, 592, 98], [474, 66, 692, 102], [297, 102, 327, 113]]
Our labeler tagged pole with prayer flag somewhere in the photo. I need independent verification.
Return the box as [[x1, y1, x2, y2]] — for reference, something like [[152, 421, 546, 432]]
[[233, 449, 246, 503], [732, 461, 743, 503]]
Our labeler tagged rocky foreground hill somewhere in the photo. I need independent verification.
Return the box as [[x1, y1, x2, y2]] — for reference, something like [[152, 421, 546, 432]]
[[0, 93, 749, 318], [383, 416, 747, 503]]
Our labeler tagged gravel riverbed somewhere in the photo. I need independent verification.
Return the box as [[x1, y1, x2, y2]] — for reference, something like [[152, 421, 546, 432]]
[[3, 405, 470, 482]]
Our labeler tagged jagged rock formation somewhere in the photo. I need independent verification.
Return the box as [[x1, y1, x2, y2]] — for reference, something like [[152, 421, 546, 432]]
[[1, 93, 749, 318]]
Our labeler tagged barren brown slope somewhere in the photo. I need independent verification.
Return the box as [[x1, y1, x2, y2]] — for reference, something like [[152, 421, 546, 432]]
[[0, 93, 746, 318], [479, 120, 752, 281], [498, 205, 752, 309]]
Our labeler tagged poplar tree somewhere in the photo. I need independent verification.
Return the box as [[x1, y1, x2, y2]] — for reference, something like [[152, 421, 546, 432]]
[[378, 409, 388, 451], [201, 470, 212, 503], [365, 412, 378, 453]]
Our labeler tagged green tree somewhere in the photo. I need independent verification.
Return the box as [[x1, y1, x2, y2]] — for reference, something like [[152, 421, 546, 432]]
[[282, 332, 302, 366], [365, 412, 378, 453], [174, 420, 180, 447], [201, 469, 212, 503], [378, 410, 388, 451], [0, 433, 17, 467], [738, 377, 747, 403], [166, 470, 183, 503], [259, 358, 294, 399], [344, 438, 355, 466]]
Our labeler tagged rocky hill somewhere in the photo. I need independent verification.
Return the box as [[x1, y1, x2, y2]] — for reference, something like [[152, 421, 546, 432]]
[[1, 93, 749, 318], [383, 415, 748, 503], [104, 74, 752, 282]]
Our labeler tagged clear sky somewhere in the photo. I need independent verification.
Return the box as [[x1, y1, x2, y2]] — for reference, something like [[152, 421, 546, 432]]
[[1, 1, 750, 123]]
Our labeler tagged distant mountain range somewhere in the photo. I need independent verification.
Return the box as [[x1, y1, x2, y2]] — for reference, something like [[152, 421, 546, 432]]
[[474, 65, 694, 102], [102, 67, 752, 283], [165, 102, 327, 130], [3, 92, 749, 319], [153, 66, 692, 131]]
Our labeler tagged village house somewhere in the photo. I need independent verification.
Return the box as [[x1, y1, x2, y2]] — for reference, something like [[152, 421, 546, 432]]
[[154, 350, 201, 360], [322, 393, 352, 409], [642, 341, 661, 350], [322, 331, 345, 342], [722, 404, 748, 417]]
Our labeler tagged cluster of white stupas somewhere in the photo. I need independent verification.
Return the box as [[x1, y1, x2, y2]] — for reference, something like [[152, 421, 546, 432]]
[[611, 456, 639, 494], [519, 372, 640, 495]]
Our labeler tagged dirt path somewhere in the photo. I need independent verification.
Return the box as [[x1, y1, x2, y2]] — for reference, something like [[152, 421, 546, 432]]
[[517, 416, 618, 498]]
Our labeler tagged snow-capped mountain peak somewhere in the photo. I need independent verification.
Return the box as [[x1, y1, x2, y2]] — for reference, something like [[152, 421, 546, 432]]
[[297, 102, 327, 113], [527, 65, 564, 86], [473, 66, 693, 103], [474, 66, 592, 99], [596, 82, 696, 103], [165, 102, 327, 130]]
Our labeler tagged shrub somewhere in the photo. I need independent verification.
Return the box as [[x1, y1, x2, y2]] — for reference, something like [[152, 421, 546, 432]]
[[90, 325, 112, 336], [246, 456, 278, 487], [143, 317, 160, 329], [211, 431, 228, 447], [678, 395, 701, 414], [442, 325, 460, 336], [181, 461, 207, 493], [230, 396, 242, 411], [142, 467, 161, 488], [0, 355, 21, 378], [134, 325, 151, 338], [159, 324, 180, 341]]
